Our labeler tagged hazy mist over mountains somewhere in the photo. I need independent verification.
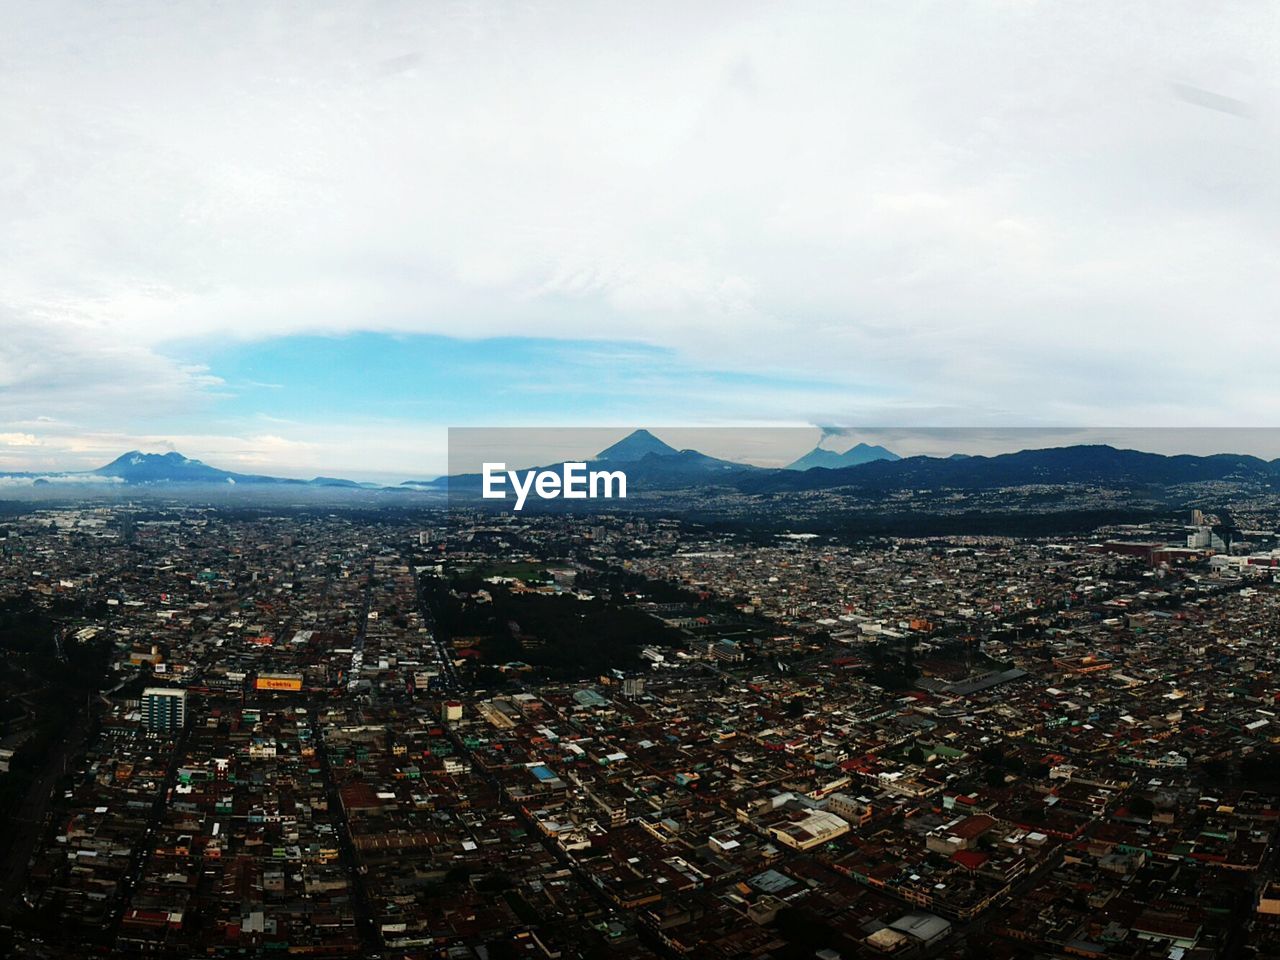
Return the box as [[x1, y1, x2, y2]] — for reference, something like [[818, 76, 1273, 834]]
[[7, 432, 1279, 502]]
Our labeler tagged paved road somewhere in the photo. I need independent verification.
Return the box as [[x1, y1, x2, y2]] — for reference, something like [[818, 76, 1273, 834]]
[[405, 556, 461, 693], [313, 709, 380, 953], [102, 723, 193, 947]]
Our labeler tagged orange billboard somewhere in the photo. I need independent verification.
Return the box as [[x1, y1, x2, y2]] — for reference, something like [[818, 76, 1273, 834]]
[[255, 675, 302, 692]]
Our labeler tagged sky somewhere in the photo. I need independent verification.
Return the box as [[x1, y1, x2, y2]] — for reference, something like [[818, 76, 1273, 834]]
[[2, 1, 1278, 480]]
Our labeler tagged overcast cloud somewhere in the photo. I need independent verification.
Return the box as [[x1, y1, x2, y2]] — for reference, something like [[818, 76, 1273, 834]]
[[2, 1, 1278, 474]]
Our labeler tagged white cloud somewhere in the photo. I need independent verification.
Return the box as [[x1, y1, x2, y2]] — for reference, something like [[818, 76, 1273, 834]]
[[1, 0, 1277, 444]]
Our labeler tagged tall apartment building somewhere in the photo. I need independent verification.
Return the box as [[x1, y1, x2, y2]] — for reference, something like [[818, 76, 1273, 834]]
[[141, 687, 187, 733]]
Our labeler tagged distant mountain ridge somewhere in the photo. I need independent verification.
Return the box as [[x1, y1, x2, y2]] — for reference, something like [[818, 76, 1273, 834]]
[[91, 450, 350, 486], [786, 441, 901, 471], [0, 450, 379, 489], [418, 431, 1280, 502], [596, 428, 678, 461], [95, 451, 254, 484], [2, 437, 1278, 498], [744, 444, 1280, 494], [418, 430, 757, 493]]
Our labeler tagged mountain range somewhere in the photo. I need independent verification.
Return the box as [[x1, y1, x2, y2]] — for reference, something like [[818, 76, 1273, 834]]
[[785, 441, 901, 471], [396, 432, 1280, 500], [2, 433, 1279, 497], [0, 451, 381, 489], [741, 444, 1280, 494], [411, 429, 757, 493]]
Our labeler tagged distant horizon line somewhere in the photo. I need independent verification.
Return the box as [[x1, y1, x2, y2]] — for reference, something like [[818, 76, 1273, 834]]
[[7, 427, 1280, 487]]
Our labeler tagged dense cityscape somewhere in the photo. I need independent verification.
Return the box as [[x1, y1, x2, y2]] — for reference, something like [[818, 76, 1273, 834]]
[[6, 0, 1275, 956], [3, 493, 1280, 959]]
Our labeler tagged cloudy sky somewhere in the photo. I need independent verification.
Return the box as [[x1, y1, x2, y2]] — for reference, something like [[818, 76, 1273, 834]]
[[2, 1, 1277, 479]]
